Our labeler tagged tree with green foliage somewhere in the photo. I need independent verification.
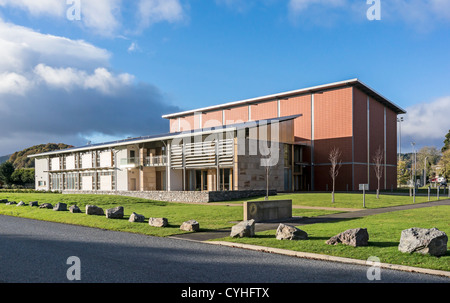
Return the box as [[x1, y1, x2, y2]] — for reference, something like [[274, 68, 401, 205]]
[[397, 159, 410, 186], [11, 168, 35, 185], [437, 149, 450, 179], [442, 130, 450, 153], [0, 161, 15, 185]]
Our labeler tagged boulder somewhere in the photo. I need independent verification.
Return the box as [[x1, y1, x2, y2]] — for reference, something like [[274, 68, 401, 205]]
[[29, 201, 39, 207], [106, 206, 124, 219], [86, 205, 104, 216], [149, 217, 168, 227], [326, 228, 369, 247], [276, 223, 308, 240], [180, 220, 200, 232], [39, 203, 53, 209], [53, 203, 67, 211], [398, 227, 448, 257], [69, 205, 82, 213], [230, 220, 255, 238], [129, 212, 145, 223], [16, 201, 26, 207]]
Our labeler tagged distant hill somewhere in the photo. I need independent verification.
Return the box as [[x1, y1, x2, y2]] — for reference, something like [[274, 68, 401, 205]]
[[0, 154, 12, 164], [7, 143, 74, 169]]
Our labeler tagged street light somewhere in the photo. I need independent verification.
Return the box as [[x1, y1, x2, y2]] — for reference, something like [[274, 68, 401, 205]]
[[411, 141, 416, 203], [423, 156, 428, 187]]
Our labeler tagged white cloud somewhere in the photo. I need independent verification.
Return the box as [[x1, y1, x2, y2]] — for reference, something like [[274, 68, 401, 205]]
[[80, 0, 122, 37], [0, 0, 65, 17], [0, 0, 187, 37], [0, 19, 110, 72], [127, 42, 141, 53], [0, 18, 179, 155], [137, 0, 185, 30], [402, 96, 450, 150], [33, 64, 134, 94], [0, 72, 30, 95]]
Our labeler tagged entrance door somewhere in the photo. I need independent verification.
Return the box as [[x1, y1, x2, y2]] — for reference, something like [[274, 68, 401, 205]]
[[195, 170, 208, 191], [130, 178, 137, 191]]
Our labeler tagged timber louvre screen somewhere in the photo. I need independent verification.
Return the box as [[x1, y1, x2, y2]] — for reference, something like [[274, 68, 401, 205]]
[[170, 137, 234, 169]]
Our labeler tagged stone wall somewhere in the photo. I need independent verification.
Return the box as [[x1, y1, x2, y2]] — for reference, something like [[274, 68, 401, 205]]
[[61, 189, 277, 203]]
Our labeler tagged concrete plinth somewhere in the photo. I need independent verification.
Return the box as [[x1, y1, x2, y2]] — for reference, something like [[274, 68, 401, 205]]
[[244, 200, 292, 222]]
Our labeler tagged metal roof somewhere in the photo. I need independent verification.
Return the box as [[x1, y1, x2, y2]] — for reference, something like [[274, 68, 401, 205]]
[[28, 114, 301, 158], [162, 78, 406, 119]]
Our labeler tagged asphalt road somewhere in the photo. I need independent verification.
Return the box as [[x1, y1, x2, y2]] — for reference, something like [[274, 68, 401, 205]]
[[0, 215, 448, 285]]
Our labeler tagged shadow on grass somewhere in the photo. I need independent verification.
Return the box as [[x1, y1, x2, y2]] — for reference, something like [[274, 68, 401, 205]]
[[368, 241, 399, 248]]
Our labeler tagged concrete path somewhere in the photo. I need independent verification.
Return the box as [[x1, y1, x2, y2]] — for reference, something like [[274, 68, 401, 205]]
[[170, 199, 450, 242]]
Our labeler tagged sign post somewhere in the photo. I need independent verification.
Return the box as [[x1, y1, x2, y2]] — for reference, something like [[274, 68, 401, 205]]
[[359, 184, 368, 208]]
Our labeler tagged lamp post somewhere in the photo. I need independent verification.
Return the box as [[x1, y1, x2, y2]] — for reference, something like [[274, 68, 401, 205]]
[[411, 141, 416, 203], [423, 156, 428, 187]]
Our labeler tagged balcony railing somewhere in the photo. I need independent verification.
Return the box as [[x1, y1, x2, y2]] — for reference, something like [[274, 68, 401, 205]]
[[120, 156, 167, 168], [120, 157, 139, 168], [145, 155, 167, 167]]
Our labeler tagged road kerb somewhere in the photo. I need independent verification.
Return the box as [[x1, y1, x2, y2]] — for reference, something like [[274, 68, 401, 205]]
[[206, 241, 450, 279]]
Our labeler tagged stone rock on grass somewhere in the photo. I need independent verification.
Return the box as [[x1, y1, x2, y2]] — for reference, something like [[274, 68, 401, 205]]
[[230, 220, 255, 238], [398, 227, 448, 257], [149, 217, 168, 227], [53, 203, 67, 211], [276, 223, 308, 240], [180, 220, 199, 232], [86, 205, 104, 216], [106, 206, 124, 219], [39, 203, 53, 209], [69, 205, 82, 213], [129, 212, 145, 223], [326, 228, 369, 247]]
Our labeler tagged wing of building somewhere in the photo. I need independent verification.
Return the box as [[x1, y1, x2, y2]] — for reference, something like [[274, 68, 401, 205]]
[[29, 78, 405, 200]]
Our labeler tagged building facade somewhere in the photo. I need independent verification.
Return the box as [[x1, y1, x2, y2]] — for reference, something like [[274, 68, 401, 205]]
[[31, 78, 405, 195], [162, 79, 405, 191]]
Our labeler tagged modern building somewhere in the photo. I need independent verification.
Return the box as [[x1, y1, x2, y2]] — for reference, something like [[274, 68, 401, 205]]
[[30, 78, 405, 198]]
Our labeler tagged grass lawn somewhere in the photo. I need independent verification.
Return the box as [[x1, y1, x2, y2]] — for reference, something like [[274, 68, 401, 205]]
[[215, 205, 450, 272], [0, 192, 341, 237], [0, 193, 245, 237], [222, 192, 445, 209]]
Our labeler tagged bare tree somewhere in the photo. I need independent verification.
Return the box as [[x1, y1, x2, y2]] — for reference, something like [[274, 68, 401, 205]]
[[373, 146, 384, 199], [329, 147, 342, 203]]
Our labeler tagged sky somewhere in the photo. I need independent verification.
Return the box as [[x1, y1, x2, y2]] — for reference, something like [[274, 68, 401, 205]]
[[0, 0, 449, 156]]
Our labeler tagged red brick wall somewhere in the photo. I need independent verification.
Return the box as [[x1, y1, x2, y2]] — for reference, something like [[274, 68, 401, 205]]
[[225, 105, 248, 125], [280, 94, 311, 143], [250, 100, 278, 121], [202, 111, 222, 128]]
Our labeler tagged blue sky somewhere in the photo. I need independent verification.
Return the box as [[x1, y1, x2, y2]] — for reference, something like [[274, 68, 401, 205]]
[[0, 0, 449, 155]]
